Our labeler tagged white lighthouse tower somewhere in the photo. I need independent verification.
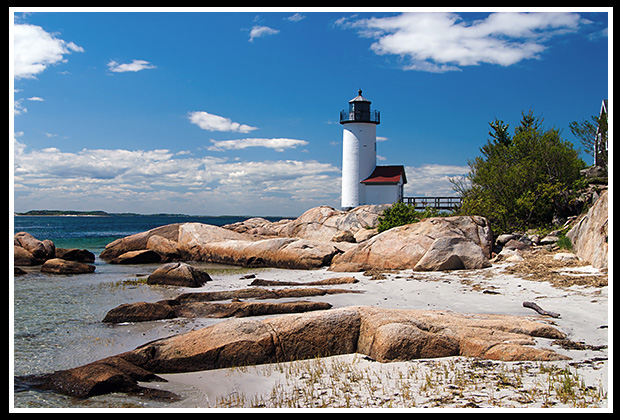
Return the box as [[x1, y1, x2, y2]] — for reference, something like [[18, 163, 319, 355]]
[[340, 90, 380, 210], [340, 90, 407, 210]]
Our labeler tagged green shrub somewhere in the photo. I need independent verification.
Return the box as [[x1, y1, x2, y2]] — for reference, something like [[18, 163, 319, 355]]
[[377, 203, 440, 233], [556, 235, 572, 251]]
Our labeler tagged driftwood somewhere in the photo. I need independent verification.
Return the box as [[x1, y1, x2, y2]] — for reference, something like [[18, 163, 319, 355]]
[[523, 301, 561, 318]]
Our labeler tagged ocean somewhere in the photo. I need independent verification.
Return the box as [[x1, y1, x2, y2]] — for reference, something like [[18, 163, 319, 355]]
[[12, 214, 282, 409]]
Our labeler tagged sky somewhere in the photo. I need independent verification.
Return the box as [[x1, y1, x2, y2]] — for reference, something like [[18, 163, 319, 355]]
[[11, 8, 611, 217]]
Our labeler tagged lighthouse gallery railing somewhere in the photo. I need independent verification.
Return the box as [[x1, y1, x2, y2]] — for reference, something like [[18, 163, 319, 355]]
[[339, 110, 380, 124]]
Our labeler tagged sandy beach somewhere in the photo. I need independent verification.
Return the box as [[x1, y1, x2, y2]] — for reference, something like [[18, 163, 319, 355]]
[[137, 251, 610, 409]]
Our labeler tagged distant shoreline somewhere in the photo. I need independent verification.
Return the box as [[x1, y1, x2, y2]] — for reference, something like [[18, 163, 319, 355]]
[[13, 210, 293, 220], [14, 210, 190, 217]]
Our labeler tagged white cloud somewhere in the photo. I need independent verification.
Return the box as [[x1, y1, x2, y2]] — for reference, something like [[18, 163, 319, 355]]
[[207, 138, 309, 152], [14, 99, 26, 115], [285, 13, 306, 22], [188, 111, 258, 133], [13, 23, 84, 79], [13, 143, 341, 215], [338, 12, 584, 73], [403, 163, 470, 196], [249, 25, 279, 42], [107, 59, 156, 73], [27, 96, 44, 101]]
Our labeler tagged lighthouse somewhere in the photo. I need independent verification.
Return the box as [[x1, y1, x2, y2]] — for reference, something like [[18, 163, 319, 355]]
[[340, 90, 406, 210]]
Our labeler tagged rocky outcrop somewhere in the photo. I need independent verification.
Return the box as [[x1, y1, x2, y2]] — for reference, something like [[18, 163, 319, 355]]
[[14, 232, 96, 273], [329, 216, 493, 272], [98, 208, 494, 272], [274, 205, 388, 242], [222, 204, 388, 242], [567, 190, 608, 269], [125, 306, 568, 367], [99, 222, 342, 270], [220, 217, 292, 237], [23, 306, 568, 399]]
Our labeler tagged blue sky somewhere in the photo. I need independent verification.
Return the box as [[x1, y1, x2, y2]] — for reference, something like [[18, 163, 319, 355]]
[[11, 8, 610, 216]]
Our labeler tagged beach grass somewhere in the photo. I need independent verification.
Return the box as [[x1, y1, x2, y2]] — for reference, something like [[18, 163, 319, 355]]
[[209, 355, 607, 408]]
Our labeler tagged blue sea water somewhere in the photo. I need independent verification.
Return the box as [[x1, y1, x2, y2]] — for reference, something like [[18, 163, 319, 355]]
[[12, 215, 281, 409], [13, 214, 262, 253]]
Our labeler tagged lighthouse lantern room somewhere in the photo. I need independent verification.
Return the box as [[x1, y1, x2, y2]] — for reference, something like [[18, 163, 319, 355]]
[[339, 90, 406, 210]]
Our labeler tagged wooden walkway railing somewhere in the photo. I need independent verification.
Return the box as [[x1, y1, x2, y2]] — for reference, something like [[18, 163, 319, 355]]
[[401, 196, 462, 211]]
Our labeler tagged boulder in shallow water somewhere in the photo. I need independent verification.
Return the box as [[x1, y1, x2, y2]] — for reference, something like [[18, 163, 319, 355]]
[[55, 248, 95, 263], [147, 262, 212, 287], [14, 232, 55, 261], [41, 258, 95, 274], [102, 301, 177, 323], [14, 245, 37, 266]]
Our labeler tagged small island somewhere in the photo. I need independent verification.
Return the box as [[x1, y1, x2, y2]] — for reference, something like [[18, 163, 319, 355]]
[[14, 210, 193, 217]]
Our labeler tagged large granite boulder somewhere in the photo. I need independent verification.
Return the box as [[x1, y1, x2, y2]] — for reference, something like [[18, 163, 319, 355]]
[[355, 306, 565, 362], [174, 222, 251, 260], [329, 216, 493, 272], [567, 190, 608, 269]]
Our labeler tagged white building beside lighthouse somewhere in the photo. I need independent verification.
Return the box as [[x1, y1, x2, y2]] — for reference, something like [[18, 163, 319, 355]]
[[340, 90, 407, 210]]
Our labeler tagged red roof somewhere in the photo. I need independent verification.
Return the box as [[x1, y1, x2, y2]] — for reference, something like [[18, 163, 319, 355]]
[[361, 165, 407, 184]]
